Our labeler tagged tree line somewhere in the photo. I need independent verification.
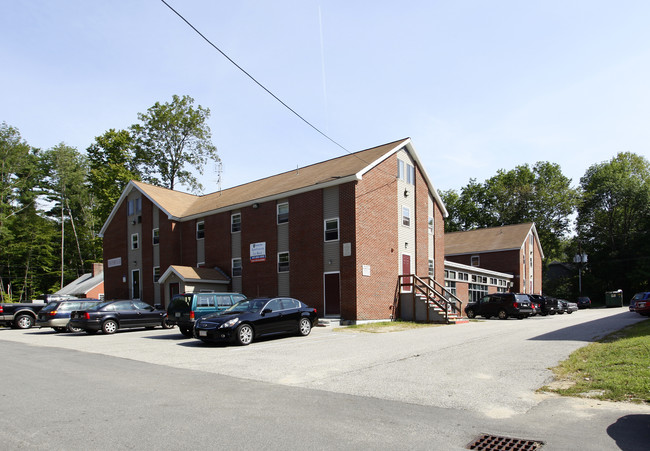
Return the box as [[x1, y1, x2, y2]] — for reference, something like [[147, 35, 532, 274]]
[[440, 153, 650, 301], [2, 93, 648, 302], [1, 95, 218, 302]]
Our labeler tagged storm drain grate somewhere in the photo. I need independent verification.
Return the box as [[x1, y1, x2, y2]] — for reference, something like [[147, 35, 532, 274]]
[[467, 434, 544, 450]]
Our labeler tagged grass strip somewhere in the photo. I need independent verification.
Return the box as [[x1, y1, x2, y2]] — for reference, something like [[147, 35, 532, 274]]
[[541, 319, 650, 404]]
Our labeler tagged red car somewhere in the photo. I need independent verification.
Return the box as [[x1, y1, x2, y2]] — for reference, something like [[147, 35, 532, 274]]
[[631, 292, 650, 316]]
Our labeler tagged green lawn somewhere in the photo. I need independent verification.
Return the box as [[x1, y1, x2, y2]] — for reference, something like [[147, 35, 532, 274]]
[[541, 319, 650, 404]]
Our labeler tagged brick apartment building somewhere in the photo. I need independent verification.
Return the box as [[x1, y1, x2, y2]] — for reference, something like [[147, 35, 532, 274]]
[[99, 138, 448, 322], [444, 223, 544, 296]]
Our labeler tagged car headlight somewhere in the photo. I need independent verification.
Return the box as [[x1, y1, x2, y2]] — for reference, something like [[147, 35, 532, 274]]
[[219, 317, 239, 329]]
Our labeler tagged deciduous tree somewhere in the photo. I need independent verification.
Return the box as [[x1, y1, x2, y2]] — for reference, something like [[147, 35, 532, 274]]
[[132, 94, 219, 192]]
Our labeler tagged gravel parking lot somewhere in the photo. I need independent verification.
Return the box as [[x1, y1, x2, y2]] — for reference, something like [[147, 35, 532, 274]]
[[1, 306, 646, 420]]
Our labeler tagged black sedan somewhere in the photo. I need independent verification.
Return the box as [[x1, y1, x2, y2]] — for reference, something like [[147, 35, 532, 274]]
[[69, 300, 173, 334], [194, 297, 318, 345]]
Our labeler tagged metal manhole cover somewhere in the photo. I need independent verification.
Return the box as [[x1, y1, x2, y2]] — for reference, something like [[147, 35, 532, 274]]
[[467, 434, 544, 450]]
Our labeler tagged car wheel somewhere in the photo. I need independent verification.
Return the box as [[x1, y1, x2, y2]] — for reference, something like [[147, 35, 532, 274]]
[[179, 327, 192, 337], [67, 324, 83, 333], [298, 317, 312, 336], [161, 318, 173, 329], [235, 323, 253, 346], [498, 309, 508, 320], [549, 311, 556, 315], [466, 309, 476, 319], [102, 319, 118, 334], [14, 314, 34, 329], [567, 310, 573, 314]]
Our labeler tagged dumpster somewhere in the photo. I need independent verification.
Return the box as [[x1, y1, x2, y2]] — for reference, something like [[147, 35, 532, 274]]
[[605, 290, 623, 307]]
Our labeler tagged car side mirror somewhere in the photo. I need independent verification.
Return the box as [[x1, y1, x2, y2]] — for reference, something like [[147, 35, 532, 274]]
[[154, 304, 163, 310], [262, 308, 272, 315]]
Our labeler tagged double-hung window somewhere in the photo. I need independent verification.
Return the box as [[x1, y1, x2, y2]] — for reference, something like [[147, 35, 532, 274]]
[[232, 258, 242, 277], [324, 218, 339, 242], [231, 213, 241, 233], [278, 252, 290, 273], [131, 233, 139, 250], [152, 228, 159, 245], [402, 206, 411, 227], [196, 221, 205, 240], [277, 203, 289, 224]]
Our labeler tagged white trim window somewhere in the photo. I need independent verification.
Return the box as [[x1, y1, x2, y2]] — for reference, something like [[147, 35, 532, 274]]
[[231, 213, 241, 233], [324, 218, 339, 242], [131, 233, 139, 250], [397, 159, 405, 180], [153, 266, 160, 283], [277, 203, 289, 224], [196, 221, 205, 240], [152, 228, 159, 245], [471, 255, 480, 267], [232, 258, 242, 277], [428, 216, 434, 234], [402, 206, 411, 227], [428, 259, 434, 277], [278, 252, 290, 273]]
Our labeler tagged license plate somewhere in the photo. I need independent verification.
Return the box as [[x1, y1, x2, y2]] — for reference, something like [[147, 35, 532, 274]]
[[199, 330, 207, 337], [175, 312, 181, 317]]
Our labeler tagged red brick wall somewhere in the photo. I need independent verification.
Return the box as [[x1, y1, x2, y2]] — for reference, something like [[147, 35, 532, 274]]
[[141, 197, 154, 304], [434, 201, 445, 284], [159, 213, 181, 279], [180, 220, 197, 266], [355, 155, 399, 320], [534, 239, 543, 295], [289, 190, 324, 310], [447, 249, 522, 292], [415, 165, 429, 276], [339, 182, 357, 320], [103, 201, 129, 300], [204, 212, 231, 274], [241, 202, 277, 298]]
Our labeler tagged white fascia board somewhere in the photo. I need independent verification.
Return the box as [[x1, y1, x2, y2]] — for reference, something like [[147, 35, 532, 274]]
[[444, 260, 514, 279], [355, 138, 449, 218], [99, 181, 138, 237], [529, 223, 545, 259], [178, 175, 359, 222], [158, 266, 228, 284]]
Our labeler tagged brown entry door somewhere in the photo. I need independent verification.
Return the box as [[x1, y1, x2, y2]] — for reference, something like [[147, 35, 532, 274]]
[[324, 273, 341, 316], [402, 254, 411, 292]]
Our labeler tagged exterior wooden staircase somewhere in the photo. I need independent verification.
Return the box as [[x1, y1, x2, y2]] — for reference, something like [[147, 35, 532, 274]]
[[394, 274, 468, 324]]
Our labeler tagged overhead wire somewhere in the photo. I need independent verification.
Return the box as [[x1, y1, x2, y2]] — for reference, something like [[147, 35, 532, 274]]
[[160, 0, 350, 153], [159, 0, 401, 180]]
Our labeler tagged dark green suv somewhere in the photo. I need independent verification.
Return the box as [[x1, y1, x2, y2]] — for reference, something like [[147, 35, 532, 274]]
[[167, 293, 246, 337]]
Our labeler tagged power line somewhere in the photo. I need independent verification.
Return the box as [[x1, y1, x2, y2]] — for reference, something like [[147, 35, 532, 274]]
[[160, 0, 350, 154]]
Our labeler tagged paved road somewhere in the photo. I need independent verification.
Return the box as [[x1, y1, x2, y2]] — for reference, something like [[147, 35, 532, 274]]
[[1, 307, 648, 449]]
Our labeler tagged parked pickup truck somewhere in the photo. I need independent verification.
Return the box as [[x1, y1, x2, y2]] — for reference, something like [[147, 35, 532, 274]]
[[0, 302, 47, 329]]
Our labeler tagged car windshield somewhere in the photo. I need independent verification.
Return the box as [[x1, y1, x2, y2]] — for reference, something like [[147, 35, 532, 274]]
[[224, 299, 268, 314], [514, 294, 530, 303]]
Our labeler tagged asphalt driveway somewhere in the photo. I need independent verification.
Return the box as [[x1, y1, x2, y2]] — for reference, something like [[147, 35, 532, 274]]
[[1, 306, 646, 418]]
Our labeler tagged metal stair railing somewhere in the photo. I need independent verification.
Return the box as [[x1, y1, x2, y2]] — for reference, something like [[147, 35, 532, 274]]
[[396, 274, 464, 323]]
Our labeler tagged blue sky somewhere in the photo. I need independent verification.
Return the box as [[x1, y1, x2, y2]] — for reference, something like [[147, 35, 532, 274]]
[[2, 1, 649, 194]]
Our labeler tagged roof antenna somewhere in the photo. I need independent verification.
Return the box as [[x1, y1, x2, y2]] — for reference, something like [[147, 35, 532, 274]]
[[296, 164, 299, 175], [217, 161, 223, 195]]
